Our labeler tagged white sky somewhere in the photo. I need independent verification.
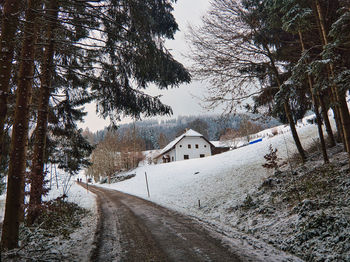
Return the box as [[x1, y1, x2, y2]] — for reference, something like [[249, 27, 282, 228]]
[[79, 0, 213, 132]]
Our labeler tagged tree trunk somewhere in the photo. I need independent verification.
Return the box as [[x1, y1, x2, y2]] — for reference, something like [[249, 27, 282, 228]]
[[298, 30, 328, 163], [0, 0, 20, 163], [27, 0, 58, 225], [330, 93, 345, 143], [315, 0, 350, 157], [1, 0, 40, 250], [313, 0, 344, 145], [318, 94, 336, 147], [337, 95, 350, 153], [284, 102, 307, 162], [262, 42, 307, 162]]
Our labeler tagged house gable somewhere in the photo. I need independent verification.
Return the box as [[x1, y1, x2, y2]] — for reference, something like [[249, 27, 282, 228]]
[[155, 129, 214, 163], [175, 136, 212, 161]]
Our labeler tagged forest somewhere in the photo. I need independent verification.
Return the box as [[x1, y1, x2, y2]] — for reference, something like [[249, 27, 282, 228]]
[[0, 0, 190, 250], [85, 113, 280, 148], [188, 0, 350, 166], [0, 0, 350, 254]]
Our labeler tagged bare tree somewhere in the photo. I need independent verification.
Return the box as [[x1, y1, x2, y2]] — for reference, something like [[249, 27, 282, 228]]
[[187, 0, 272, 113], [187, 0, 307, 162], [86, 129, 145, 183], [220, 118, 262, 143], [158, 133, 168, 148], [87, 132, 121, 183]]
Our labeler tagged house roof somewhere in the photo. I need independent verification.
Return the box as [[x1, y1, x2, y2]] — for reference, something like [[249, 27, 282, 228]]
[[156, 129, 214, 159]]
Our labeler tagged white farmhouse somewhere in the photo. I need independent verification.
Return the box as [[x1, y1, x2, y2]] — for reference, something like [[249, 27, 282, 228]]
[[155, 129, 214, 164]]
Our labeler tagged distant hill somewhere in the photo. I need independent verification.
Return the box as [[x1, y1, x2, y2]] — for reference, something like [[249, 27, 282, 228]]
[[90, 113, 281, 150]]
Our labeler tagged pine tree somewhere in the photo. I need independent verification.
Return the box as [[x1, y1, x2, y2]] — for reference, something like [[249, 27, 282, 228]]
[[1, 0, 41, 250], [313, 0, 350, 162], [0, 0, 21, 163], [27, 0, 59, 225], [2, 0, 190, 249], [276, 0, 329, 163]]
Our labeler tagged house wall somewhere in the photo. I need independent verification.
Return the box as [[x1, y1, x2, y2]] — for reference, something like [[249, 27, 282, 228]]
[[156, 148, 176, 164], [175, 136, 211, 161], [168, 149, 176, 162]]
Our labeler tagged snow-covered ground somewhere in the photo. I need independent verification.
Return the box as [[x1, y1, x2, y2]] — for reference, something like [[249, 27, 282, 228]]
[[0, 175, 97, 221], [0, 112, 336, 261], [45, 175, 97, 211], [99, 116, 320, 221], [0, 172, 98, 261]]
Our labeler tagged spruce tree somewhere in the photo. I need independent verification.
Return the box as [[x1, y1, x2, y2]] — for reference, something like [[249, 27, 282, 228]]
[[313, 0, 350, 161], [274, 0, 329, 163], [0, 0, 21, 163], [27, 0, 59, 225], [2, 0, 190, 249], [1, 0, 41, 250]]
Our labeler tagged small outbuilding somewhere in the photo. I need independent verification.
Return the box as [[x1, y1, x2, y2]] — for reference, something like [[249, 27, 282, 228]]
[[155, 129, 214, 164]]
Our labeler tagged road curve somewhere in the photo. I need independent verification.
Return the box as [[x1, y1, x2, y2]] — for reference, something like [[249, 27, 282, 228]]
[[81, 183, 244, 262]]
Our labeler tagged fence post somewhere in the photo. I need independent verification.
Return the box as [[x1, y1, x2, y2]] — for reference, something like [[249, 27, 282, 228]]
[[145, 172, 150, 198]]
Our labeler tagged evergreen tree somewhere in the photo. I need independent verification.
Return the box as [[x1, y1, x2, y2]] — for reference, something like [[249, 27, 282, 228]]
[[27, 0, 60, 225], [1, 0, 41, 250], [1, 0, 190, 250], [277, 0, 330, 162], [0, 0, 21, 165]]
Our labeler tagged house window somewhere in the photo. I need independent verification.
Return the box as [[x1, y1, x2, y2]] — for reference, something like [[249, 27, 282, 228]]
[[179, 145, 182, 147], [204, 145, 207, 148], [184, 155, 189, 160], [195, 144, 199, 149], [171, 156, 174, 161], [188, 144, 191, 149], [200, 154, 205, 158]]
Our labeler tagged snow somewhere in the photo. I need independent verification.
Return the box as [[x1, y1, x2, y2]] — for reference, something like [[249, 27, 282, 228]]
[[100, 122, 320, 216], [45, 178, 96, 211], [0, 178, 97, 224], [97, 116, 330, 260], [0, 171, 98, 261], [0, 194, 5, 223], [0, 111, 341, 261]]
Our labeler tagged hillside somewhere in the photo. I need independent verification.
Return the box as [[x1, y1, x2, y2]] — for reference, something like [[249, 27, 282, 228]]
[[99, 116, 350, 261], [88, 113, 281, 149]]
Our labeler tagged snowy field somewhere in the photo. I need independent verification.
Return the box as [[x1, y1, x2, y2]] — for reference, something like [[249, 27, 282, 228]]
[[0, 113, 324, 225], [99, 114, 323, 222], [0, 113, 336, 261]]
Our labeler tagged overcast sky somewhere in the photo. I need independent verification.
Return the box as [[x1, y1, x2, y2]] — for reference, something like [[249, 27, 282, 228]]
[[80, 0, 213, 132]]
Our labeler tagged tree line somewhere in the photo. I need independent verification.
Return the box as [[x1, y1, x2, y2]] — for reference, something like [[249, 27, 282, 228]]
[[188, 0, 350, 165], [83, 114, 271, 183], [84, 113, 280, 150], [0, 0, 190, 250], [84, 127, 145, 183]]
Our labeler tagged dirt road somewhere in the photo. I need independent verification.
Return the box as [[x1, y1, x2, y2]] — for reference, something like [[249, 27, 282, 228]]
[[82, 184, 247, 262]]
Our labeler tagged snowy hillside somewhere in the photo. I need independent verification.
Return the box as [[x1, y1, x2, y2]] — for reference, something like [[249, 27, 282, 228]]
[[99, 115, 320, 219]]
